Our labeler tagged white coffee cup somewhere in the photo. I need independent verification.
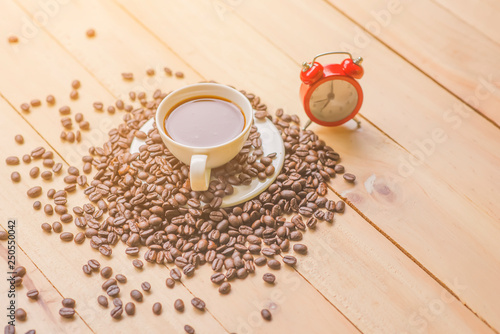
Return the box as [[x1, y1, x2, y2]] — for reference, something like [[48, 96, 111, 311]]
[[155, 83, 253, 191]]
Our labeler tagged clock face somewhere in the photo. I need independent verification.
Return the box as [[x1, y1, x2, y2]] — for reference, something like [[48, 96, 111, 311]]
[[308, 79, 359, 122]]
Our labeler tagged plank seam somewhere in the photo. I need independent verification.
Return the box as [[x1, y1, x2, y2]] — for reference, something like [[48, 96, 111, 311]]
[[324, 182, 499, 334]]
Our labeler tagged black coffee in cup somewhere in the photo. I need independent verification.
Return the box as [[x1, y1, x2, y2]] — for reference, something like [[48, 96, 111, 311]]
[[164, 96, 245, 147]]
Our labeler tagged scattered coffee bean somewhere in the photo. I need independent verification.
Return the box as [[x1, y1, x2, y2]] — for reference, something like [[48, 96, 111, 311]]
[[41, 222, 51, 232], [59, 307, 75, 318], [174, 299, 184, 312], [283, 255, 297, 266], [122, 73, 134, 80], [132, 259, 143, 269], [219, 282, 231, 294], [71, 80, 81, 89], [21, 103, 30, 112], [343, 173, 356, 183], [44, 204, 53, 215], [106, 285, 120, 297], [88, 259, 100, 271], [52, 222, 62, 233], [115, 274, 127, 283], [26, 289, 39, 299], [191, 297, 205, 311], [27, 186, 42, 198], [59, 106, 70, 115], [261, 309, 272, 321], [267, 259, 281, 270], [166, 278, 175, 289], [141, 282, 151, 292], [10, 172, 21, 182], [86, 28, 95, 37], [100, 266, 112, 279], [62, 298, 76, 308], [6, 156, 19, 165], [110, 306, 122, 319], [46, 95, 55, 104], [130, 289, 143, 302], [4, 325, 15, 334], [184, 325, 195, 334], [74, 232, 85, 244], [0, 231, 8, 240], [60, 232, 74, 242], [293, 244, 308, 254], [14, 134, 24, 144], [175, 71, 184, 78], [170, 268, 182, 281], [263, 273, 276, 284], [70, 90, 79, 100], [152, 302, 162, 315], [22, 154, 31, 163], [97, 295, 108, 307], [8, 35, 19, 43], [113, 298, 122, 307]]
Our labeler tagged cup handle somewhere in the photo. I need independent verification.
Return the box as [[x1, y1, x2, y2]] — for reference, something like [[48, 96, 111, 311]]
[[190, 155, 210, 191]]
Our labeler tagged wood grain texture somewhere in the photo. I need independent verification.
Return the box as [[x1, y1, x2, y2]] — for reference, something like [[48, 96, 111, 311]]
[[325, 0, 500, 126], [432, 0, 500, 45]]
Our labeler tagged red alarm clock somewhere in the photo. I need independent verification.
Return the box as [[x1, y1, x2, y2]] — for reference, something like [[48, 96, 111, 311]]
[[300, 52, 364, 129]]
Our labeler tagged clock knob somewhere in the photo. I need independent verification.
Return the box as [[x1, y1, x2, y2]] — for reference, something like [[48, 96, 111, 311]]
[[300, 62, 324, 85], [341, 57, 364, 79]]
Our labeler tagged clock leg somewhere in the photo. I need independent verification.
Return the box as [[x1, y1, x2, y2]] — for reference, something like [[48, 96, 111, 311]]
[[302, 119, 312, 131], [353, 117, 361, 128]]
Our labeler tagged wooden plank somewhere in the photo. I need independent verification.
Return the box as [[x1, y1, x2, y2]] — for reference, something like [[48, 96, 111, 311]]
[[7, 0, 496, 333], [0, 239, 93, 334], [432, 0, 500, 46], [0, 98, 229, 334], [111, 0, 500, 330], [2, 1, 359, 333], [324, 0, 500, 126]]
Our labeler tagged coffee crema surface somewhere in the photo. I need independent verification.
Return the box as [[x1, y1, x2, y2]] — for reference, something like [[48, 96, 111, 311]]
[[164, 96, 245, 147]]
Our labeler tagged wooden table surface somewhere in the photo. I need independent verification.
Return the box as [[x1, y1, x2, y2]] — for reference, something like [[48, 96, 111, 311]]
[[1, 1, 499, 333]]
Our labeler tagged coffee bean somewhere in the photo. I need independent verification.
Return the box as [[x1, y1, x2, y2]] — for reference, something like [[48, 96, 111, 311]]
[[125, 302, 135, 315], [22, 154, 31, 163], [130, 289, 143, 302], [122, 73, 134, 80], [88, 259, 100, 271], [10, 172, 21, 182], [46, 95, 55, 104], [21, 103, 30, 111], [261, 309, 272, 321], [184, 325, 195, 334], [218, 282, 231, 294], [71, 80, 81, 89], [166, 278, 175, 289], [210, 273, 225, 285], [183, 264, 195, 276], [102, 278, 117, 290], [283, 255, 297, 266], [6, 156, 20, 165], [106, 285, 120, 297], [170, 268, 182, 281], [152, 302, 162, 315], [74, 232, 85, 244], [113, 298, 122, 307], [26, 330, 36, 334], [86, 28, 95, 37], [59, 106, 70, 115], [82, 264, 91, 275], [59, 307, 75, 318], [98, 295, 108, 307], [26, 289, 39, 299], [52, 222, 62, 233], [115, 274, 127, 283], [191, 297, 205, 311], [141, 282, 151, 292], [15, 308, 27, 321], [44, 204, 53, 215], [263, 273, 276, 284], [175, 71, 184, 78], [100, 266, 112, 278], [174, 298, 185, 312], [62, 298, 76, 308], [132, 259, 144, 269], [267, 259, 281, 270], [255, 256, 267, 266], [14, 134, 24, 144], [293, 243, 308, 254], [343, 173, 356, 183], [335, 201, 345, 213], [110, 306, 123, 319], [60, 232, 73, 242]]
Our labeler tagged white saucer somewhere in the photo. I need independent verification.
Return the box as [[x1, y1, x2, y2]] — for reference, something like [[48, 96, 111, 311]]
[[130, 115, 285, 207]]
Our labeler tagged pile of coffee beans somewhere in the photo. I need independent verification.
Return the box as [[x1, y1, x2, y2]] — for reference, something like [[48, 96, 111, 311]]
[[4, 70, 357, 331]]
